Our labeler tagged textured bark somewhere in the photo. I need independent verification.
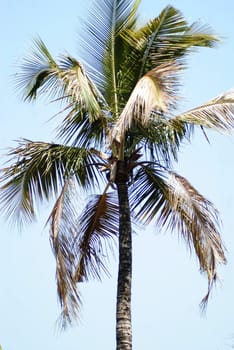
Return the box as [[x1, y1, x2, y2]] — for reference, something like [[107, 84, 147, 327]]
[[115, 160, 132, 350]]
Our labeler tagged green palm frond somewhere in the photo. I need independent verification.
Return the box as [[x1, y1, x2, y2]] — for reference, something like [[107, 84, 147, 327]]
[[16, 37, 59, 100], [113, 5, 218, 109], [47, 177, 81, 327], [80, 0, 140, 112], [73, 191, 119, 283], [80, 0, 140, 80], [176, 89, 234, 133], [56, 104, 109, 148], [130, 164, 226, 305], [147, 117, 189, 164], [125, 115, 189, 165], [111, 61, 181, 145], [130, 164, 168, 223], [17, 38, 105, 119], [0, 139, 103, 225], [16, 38, 111, 148], [121, 5, 219, 78]]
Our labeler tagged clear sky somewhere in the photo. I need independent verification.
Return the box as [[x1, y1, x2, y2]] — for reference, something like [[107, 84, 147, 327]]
[[1, 1, 234, 349]]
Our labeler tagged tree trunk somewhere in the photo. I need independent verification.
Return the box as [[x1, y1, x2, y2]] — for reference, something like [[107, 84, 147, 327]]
[[115, 160, 132, 350]]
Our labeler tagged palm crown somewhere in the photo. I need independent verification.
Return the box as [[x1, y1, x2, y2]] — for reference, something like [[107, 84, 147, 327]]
[[1, 0, 234, 347]]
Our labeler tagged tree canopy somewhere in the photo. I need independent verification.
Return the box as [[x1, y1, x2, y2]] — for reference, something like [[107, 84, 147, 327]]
[[1, 1, 234, 348]]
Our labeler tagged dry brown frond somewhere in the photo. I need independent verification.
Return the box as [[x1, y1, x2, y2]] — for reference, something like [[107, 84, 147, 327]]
[[111, 62, 180, 145]]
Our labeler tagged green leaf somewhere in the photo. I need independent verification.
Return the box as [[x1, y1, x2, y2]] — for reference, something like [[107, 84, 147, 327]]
[[56, 105, 109, 148], [122, 5, 219, 77], [80, 0, 140, 113], [0, 140, 103, 226], [16, 37, 59, 101], [17, 38, 106, 123]]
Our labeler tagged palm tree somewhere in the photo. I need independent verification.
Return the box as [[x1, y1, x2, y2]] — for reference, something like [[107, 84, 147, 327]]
[[1, 1, 234, 349]]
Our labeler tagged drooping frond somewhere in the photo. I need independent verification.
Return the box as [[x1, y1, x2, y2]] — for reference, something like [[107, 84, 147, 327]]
[[16, 38, 110, 148], [111, 62, 181, 145], [47, 177, 81, 327], [16, 37, 59, 101], [130, 164, 226, 304], [80, 0, 140, 113], [56, 104, 109, 148], [57, 55, 106, 121], [176, 89, 234, 133], [17, 38, 105, 120], [0, 139, 103, 226], [73, 192, 119, 283]]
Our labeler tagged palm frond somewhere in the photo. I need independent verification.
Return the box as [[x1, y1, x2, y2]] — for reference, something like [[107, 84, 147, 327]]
[[47, 177, 81, 327], [56, 104, 109, 148], [176, 89, 234, 133], [127, 88, 234, 163], [73, 192, 119, 283], [124, 115, 189, 165], [57, 55, 106, 121], [111, 62, 181, 145], [113, 5, 218, 110], [130, 164, 226, 305], [16, 37, 59, 101], [0, 139, 103, 226], [17, 38, 110, 148], [17, 38, 106, 120], [121, 5, 219, 78], [80, 0, 140, 111]]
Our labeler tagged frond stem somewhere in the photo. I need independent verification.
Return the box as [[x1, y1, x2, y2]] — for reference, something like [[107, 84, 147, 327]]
[[111, 0, 119, 118], [138, 7, 168, 79]]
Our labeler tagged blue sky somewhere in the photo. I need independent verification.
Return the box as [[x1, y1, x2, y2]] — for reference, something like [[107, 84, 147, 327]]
[[1, 1, 234, 349]]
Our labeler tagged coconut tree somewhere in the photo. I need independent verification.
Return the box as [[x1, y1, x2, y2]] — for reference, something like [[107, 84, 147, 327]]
[[1, 1, 234, 349]]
